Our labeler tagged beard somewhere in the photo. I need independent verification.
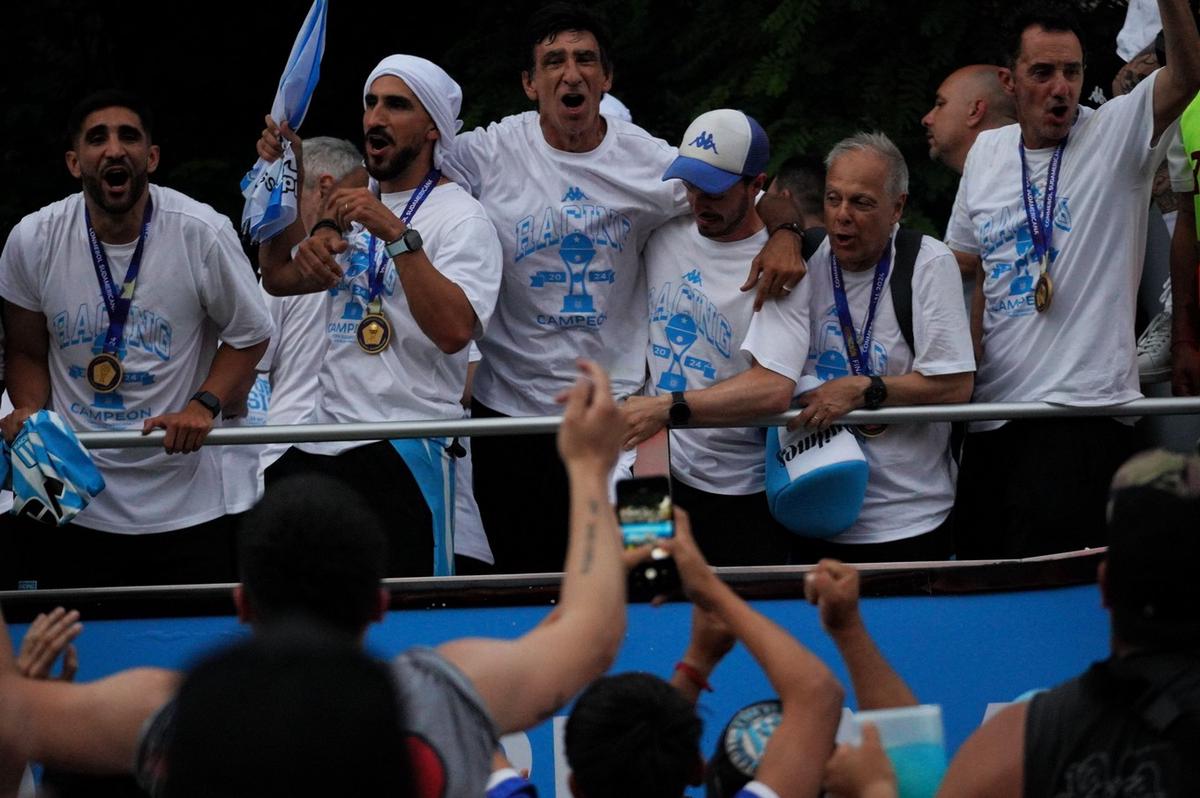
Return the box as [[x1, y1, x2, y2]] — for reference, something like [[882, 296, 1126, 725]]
[[365, 143, 420, 183], [696, 193, 751, 240], [80, 167, 150, 216]]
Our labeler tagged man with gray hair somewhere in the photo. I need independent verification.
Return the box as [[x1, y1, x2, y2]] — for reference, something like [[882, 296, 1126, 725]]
[[785, 131, 974, 561]]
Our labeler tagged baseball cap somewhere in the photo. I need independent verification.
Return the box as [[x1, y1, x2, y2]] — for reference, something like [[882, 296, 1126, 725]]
[[662, 109, 769, 195]]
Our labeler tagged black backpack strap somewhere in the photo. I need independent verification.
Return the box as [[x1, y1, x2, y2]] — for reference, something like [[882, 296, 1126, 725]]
[[889, 228, 923, 353], [801, 226, 826, 261]]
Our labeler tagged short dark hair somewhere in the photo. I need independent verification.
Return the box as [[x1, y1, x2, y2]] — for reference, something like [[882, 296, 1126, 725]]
[[523, 2, 614, 76], [238, 474, 387, 637], [66, 89, 155, 148], [163, 625, 409, 798], [1003, 3, 1087, 69], [771, 155, 826, 219], [1106, 450, 1200, 650], [565, 672, 702, 798]]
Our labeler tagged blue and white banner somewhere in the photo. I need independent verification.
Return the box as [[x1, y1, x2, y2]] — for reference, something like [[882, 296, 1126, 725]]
[[240, 0, 328, 243], [6, 410, 105, 526]]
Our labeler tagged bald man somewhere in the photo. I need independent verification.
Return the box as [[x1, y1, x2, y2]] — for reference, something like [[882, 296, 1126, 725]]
[[922, 65, 1017, 175]]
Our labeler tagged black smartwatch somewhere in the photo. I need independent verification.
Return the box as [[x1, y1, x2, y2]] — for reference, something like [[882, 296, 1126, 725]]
[[384, 227, 423, 257], [668, 391, 691, 426], [863, 376, 887, 411], [190, 390, 221, 419]]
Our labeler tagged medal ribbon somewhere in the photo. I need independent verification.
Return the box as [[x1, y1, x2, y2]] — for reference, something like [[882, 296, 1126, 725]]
[[84, 193, 154, 356], [1018, 137, 1066, 274], [830, 240, 892, 377], [365, 169, 441, 305]]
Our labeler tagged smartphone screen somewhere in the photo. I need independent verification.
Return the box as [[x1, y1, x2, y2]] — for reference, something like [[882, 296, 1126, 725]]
[[616, 476, 674, 548]]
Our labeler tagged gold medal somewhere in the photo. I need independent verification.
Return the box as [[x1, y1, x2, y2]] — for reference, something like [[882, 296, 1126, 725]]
[[855, 423, 887, 438], [1034, 272, 1053, 313], [356, 312, 392, 354], [86, 353, 124, 393]]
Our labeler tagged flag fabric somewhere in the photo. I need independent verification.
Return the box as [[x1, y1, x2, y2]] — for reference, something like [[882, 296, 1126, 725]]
[[240, 0, 329, 243], [6, 411, 106, 526]]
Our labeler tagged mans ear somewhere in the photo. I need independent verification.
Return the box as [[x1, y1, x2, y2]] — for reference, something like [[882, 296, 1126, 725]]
[[65, 150, 81, 179], [317, 173, 336, 202], [521, 70, 538, 102], [892, 193, 908, 225], [1000, 67, 1016, 96], [147, 144, 160, 175]]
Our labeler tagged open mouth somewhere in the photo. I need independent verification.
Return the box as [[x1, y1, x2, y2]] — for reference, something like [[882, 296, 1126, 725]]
[[365, 130, 393, 152], [561, 93, 585, 109], [102, 167, 130, 188], [1048, 104, 1070, 123]]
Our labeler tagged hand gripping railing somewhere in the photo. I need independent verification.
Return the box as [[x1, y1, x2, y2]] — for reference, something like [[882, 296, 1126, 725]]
[[74, 397, 1200, 449]]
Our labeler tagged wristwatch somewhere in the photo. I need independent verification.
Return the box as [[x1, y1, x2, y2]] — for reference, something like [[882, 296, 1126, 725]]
[[190, 390, 221, 419], [384, 227, 423, 258], [863, 376, 887, 411], [770, 221, 804, 240], [668, 391, 691, 426]]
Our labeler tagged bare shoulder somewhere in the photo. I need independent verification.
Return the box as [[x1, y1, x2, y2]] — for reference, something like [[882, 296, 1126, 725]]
[[937, 702, 1025, 798]]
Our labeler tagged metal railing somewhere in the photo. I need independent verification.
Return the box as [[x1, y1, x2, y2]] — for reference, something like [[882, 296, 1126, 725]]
[[76, 397, 1200, 449]]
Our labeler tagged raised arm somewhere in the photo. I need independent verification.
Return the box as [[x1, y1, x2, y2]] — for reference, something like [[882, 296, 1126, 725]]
[[805, 560, 918, 710], [663, 510, 844, 798], [1152, 0, 1200, 141], [438, 360, 628, 734]]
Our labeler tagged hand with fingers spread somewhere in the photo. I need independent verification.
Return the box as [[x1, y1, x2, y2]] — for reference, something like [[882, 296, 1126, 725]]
[[823, 724, 898, 798], [16, 608, 81, 682], [743, 192, 808, 311]]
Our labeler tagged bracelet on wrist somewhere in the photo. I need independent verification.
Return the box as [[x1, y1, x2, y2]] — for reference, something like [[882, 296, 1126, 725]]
[[309, 218, 342, 237], [674, 661, 714, 692], [770, 221, 805, 239]]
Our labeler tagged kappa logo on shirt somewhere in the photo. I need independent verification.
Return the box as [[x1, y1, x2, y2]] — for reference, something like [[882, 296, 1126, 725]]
[[561, 186, 589, 202], [683, 269, 703, 286], [689, 131, 719, 153]]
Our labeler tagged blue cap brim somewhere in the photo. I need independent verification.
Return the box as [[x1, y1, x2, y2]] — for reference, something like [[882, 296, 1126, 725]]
[[661, 155, 741, 195]]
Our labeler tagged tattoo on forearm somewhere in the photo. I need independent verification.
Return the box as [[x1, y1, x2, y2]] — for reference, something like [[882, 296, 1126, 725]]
[[581, 499, 599, 574]]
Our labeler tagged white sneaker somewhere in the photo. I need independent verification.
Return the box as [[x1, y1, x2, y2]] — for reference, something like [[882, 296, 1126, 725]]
[[1138, 309, 1172, 383]]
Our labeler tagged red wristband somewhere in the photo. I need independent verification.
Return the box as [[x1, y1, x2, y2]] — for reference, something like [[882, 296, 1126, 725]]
[[674, 661, 713, 692]]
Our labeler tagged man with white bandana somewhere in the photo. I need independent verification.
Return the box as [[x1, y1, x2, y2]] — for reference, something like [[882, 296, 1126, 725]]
[[258, 55, 502, 578]]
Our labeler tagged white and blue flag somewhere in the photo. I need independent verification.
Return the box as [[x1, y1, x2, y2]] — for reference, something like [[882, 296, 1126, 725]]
[[3, 411, 105, 527], [240, 0, 328, 243]]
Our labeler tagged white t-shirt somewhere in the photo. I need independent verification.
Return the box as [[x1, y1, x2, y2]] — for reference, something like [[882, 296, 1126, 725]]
[[947, 72, 1173, 429], [644, 220, 811, 495], [300, 181, 501, 456], [448, 111, 687, 416], [772, 233, 974, 544], [0, 185, 274, 533]]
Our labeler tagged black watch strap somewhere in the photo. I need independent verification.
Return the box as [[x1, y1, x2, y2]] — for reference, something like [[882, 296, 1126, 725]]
[[863, 376, 887, 411], [770, 222, 805, 239], [309, 218, 342, 237], [668, 391, 691, 426], [190, 390, 221, 418]]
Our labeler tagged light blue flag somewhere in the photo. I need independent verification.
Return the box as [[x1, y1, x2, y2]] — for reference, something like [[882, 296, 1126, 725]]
[[240, 0, 329, 243], [7, 411, 106, 527]]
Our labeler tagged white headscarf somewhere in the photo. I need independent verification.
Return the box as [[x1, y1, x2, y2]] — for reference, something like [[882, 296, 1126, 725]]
[[363, 54, 470, 189]]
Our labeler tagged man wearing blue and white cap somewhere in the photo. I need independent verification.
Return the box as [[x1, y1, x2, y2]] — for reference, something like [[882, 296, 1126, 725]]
[[621, 109, 815, 566], [258, 54, 502, 577]]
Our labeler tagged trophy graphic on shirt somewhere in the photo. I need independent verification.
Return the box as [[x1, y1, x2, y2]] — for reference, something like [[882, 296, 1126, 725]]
[[657, 312, 698, 392], [559, 231, 597, 313]]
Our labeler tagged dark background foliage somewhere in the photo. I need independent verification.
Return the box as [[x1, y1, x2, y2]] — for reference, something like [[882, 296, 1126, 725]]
[[0, 0, 1131, 241]]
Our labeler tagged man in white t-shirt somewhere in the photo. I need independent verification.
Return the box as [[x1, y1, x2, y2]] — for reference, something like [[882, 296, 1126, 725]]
[[258, 55, 502, 577], [619, 109, 811, 565], [947, 2, 1200, 558], [0, 89, 273, 589], [787, 133, 974, 561], [446, 3, 808, 574], [221, 136, 360, 519]]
